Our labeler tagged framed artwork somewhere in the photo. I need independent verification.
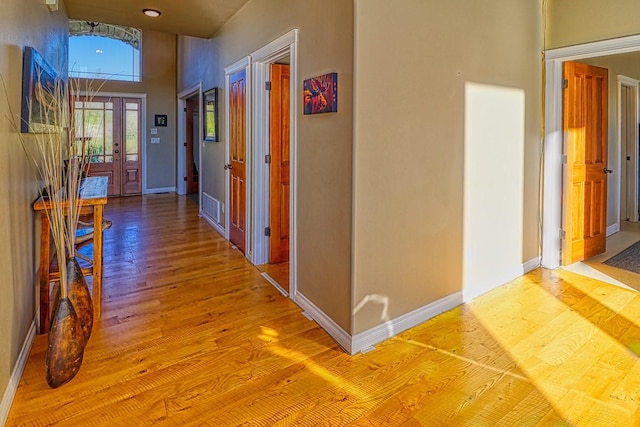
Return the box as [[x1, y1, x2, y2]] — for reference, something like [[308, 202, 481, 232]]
[[303, 72, 337, 115], [21, 46, 61, 133], [203, 87, 218, 142], [154, 114, 168, 127]]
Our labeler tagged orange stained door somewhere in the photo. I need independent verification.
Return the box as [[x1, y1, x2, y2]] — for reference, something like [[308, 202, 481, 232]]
[[562, 61, 609, 265], [74, 96, 142, 196], [229, 69, 247, 254], [269, 63, 290, 265]]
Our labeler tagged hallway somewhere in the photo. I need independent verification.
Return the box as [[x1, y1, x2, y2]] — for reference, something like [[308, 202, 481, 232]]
[[7, 194, 640, 425]]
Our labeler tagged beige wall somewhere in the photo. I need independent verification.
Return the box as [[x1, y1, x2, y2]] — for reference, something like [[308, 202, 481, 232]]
[[546, 0, 640, 49], [178, 0, 354, 331], [89, 30, 177, 191], [177, 36, 222, 204], [0, 0, 69, 408], [353, 0, 543, 333]]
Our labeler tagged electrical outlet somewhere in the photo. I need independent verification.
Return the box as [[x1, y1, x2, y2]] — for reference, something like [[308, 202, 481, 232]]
[[151, 137, 160, 144]]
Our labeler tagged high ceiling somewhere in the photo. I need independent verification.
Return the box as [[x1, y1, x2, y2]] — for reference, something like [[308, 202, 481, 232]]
[[63, 0, 251, 39]]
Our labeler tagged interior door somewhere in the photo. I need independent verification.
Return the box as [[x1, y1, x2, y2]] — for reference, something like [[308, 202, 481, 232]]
[[269, 63, 290, 264], [562, 61, 609, 265], [74, 96, 142, 196], [229, 69, 247, 254]]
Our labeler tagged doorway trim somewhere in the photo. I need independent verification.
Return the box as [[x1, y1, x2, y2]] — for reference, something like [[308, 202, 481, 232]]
[[250, 29, 299, 299], [542, 34, 640, 268], [177, 83, 202, 197], [618, 75, 640, 223]]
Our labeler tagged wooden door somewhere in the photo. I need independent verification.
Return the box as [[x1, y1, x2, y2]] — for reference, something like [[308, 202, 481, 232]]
[[562, 61, 608, 265], [186, 97, 199, 194], [74, 96, 142, 196], [75, 96, 121, 196], [269, 64, 290, 264], [229, 69, 247, 253]]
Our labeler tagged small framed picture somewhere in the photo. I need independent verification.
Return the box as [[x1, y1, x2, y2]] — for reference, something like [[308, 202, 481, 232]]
[[203, 87, 218, 142], [155, 114, 168, 127]]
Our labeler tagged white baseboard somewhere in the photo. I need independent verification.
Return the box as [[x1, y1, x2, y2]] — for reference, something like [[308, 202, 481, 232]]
[[294, 292, 353, 354], [1, 320, 36, 426], [143, 186, 176, 195], [201, 211, 226, 238], [261, 272, 288, 297], [296, 290, 464, 356], [607, 223, 620, 237], [464, 256, 541, 302], [351, 291, 463, 355], [523, 256, 541, 273]]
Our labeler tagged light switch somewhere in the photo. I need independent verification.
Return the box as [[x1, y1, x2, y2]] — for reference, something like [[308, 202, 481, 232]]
[[151, 128, 158, 135], [151, 137, 160, 144]]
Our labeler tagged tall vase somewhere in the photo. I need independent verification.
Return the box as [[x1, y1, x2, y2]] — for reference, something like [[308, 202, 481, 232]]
[[45, 298, 85, 388], [67, 256, 93, 341]]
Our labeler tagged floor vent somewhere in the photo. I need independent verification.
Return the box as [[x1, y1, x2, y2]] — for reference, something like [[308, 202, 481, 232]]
[[202, 192, 221, 223]]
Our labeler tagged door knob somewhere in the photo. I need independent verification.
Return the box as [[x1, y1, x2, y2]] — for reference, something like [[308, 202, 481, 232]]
[[224, 164, 233, 170], [114, 150, 119, 154], [603, 168, 613, 174]]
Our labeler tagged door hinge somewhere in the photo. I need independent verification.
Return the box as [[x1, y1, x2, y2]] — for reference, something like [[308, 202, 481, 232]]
[[561, 154, 567, 164], [265, 81, 271, 91], [184, 142, 187, 147], [560, 229, 566, 240], [562, 79, 568, 89], [184, 107, 187, 112], [264, 227, 271, 237], [183, 177, 187, 182], [265, 154, 271, 164]]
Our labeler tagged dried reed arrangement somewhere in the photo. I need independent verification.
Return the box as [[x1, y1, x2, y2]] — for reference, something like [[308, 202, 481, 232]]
[[2, 70, 104, 387]]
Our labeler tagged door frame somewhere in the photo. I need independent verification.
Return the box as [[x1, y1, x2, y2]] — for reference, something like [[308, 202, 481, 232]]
[[542, 34, 640, 268], [177, 83, 202, 197], [250, 29, 298, 299], [618, 75, 640, 222]]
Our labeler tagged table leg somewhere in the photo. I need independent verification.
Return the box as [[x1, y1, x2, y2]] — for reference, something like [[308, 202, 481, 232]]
[[38, 214, 51, 334], [93, 205, 103, 319]]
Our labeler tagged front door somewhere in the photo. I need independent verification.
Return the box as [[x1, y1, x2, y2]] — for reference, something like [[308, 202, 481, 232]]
[[269, 63, 290, 264], [74, 96, 142, 196], [229, 69, 247, 253], [562, 61, 609, 265]]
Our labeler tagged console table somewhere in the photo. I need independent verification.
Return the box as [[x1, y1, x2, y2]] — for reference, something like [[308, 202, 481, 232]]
[[33, 176, 108, 334]]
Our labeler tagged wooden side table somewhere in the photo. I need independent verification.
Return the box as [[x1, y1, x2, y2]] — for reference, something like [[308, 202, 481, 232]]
[[33, 176, 108, 334]]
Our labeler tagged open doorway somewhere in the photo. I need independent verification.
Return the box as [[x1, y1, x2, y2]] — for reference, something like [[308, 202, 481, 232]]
[[619, 76, 640, 223], [186, 94, 200, 200], [543, 36, 640, 269], [225, 30, 298, 299]]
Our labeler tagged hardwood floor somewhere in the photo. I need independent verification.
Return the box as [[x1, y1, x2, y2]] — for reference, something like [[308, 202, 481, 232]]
[[257, 261, 290, 294], [7, 194, 640, 426]]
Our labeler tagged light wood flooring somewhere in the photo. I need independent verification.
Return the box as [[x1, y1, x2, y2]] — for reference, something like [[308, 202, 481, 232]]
[[7, 194, 640, 426]]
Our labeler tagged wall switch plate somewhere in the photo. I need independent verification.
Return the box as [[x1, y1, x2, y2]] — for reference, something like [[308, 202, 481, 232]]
[[151, 137, 160, 144], [151, 128, 158, 135]]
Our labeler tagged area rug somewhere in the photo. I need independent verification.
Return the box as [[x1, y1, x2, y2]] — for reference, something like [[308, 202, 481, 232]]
[[603, 241, 640, 275]]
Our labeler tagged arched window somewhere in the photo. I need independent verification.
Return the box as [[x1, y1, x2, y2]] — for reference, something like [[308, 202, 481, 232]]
[[69, 20, 141, 82]]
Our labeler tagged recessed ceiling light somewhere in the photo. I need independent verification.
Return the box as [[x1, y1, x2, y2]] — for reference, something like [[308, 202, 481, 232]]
[[142, 9, 161, 18]]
